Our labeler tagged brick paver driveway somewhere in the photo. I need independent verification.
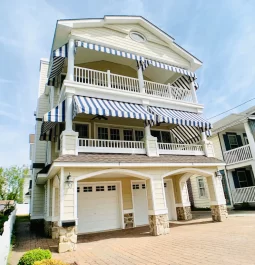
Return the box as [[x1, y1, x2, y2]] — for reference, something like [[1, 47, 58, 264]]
[[11, 216, 255, 265]]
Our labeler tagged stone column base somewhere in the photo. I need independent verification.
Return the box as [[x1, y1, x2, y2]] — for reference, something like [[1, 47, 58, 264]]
[[44, 220, 52, 238], [58, 226, 77, 253], [51, 222, 59, 239], [176, 206, 192, 220], [124, 213, 134, 229], [149, 214, 169, 236], [210, 204, 228, 222]]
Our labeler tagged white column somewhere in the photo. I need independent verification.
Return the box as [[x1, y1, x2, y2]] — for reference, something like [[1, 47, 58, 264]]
[[201, 131, 215, 157], [66, 38, 75, 81], [137, 67, 145, 93], [144, 123, 151, 137], [65, 93, 73, 132], [244, 120, 255, 158], [59, 168, 64, 226], [189, 81, 198, 104], [46, 179, 50, 218]]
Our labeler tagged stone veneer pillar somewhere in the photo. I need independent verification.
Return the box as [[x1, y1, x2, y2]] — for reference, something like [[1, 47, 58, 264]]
[[124, 213, 134, 229], [176, 206, 192, 221], [210, 204, 228, 222], [149, 214, 169, 236]]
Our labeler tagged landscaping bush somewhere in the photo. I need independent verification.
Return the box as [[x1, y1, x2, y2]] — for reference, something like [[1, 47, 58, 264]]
[[18, 248, 51, 265], [34, 259, 69, 265]]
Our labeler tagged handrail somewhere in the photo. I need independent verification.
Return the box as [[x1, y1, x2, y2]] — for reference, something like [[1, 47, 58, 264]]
[[223, 144, 252, 165], [232, 186, 255, 203], [158, 143, 203, 151]]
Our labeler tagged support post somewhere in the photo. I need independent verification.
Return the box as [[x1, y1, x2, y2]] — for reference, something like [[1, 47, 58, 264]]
[[189, 81, 198, 103], [66, 38, 75, 81], [137, 67, 145, 93], [143, 122, 159, 157], [201, 131, 215, 157], [107, 70, 111, 88], [244, 120, 255, 159]]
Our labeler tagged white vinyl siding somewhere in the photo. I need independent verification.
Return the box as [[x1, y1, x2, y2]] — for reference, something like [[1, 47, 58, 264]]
[[210, 135, 223, 160], [71, 27, 190, 69]]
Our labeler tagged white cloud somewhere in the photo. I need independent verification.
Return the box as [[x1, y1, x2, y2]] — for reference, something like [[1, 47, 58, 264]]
[[0, 78, 15, 84]]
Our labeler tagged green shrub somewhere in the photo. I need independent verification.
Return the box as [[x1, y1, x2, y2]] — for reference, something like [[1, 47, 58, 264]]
[[18, 248, 51, 265], [34, 259, 69, 265]]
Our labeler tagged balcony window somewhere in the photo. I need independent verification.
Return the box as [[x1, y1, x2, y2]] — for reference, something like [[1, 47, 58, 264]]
[[123, 129, 133, 141], [75, 124, 89, 138], [110, 128, 120, 140], [237, 171, 248, 188], [98, 127, 109, 140], [135, 130, 144, 141], [228, 135, 239, 149], [151, 130, 171, 143]]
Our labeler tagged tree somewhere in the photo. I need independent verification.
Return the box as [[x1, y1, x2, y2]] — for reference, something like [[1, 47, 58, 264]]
[[0, 166, 29, 203]]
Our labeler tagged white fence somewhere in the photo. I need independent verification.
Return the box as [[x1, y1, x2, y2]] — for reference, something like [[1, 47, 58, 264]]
[[223, 144, 252, 165], [232, 186, 255, 203], [73, 67, 195, 103], [78, 138, 146, 154], [0, 209, 16, 265], [158, 143, 204, 155]]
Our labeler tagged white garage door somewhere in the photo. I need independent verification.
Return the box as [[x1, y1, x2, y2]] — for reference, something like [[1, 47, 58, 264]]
[[77, 183, 121, 233]]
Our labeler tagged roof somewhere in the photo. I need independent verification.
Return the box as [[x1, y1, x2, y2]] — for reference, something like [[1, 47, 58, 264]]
[[48, 15, 202, 76], [54, 153, 224, 164]]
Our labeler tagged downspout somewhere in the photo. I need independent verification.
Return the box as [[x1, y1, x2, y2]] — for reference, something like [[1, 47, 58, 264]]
[[218, 133, 234, 207]]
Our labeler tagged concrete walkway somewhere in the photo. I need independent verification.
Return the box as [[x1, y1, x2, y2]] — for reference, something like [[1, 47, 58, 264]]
[[10, 214, 255, 265]]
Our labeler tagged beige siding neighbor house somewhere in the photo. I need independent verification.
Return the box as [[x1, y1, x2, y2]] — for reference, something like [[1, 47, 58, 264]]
[[30, 16, 227, 253]]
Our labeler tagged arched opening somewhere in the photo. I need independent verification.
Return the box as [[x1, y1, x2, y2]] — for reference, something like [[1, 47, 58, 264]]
[[75, 169, 152, 234]]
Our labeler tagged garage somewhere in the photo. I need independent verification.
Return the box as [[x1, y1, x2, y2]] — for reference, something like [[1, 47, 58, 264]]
[[77, 182, 122, 233]]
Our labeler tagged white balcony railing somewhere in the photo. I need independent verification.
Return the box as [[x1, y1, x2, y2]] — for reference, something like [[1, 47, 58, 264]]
[[78, 139, 146, 154], [223, 144, 253, 165], [73, 66, 194, 103], [232, 186, 255, 203], [158, 143, 204, 155]]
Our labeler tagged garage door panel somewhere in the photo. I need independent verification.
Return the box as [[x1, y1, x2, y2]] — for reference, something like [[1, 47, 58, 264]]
[[77, 183, 121, 233]]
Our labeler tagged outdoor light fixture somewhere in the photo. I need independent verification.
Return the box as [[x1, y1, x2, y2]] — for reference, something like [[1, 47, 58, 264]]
[[65, 173, 73, 188], [215, 171, 222, 180]]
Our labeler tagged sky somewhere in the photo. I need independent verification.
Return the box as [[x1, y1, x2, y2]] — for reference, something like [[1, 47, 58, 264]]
[[0, 0, 255, 167]]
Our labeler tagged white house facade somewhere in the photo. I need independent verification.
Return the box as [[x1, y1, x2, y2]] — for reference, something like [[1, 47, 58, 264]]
[[29, 16, 227, 253]]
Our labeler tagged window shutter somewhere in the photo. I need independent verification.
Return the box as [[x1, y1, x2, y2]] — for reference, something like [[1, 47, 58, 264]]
[[223, 134, 231, 151], [232, 171, 240, 188], [236, 135, 243, 147], [245, 170, 253, 186]]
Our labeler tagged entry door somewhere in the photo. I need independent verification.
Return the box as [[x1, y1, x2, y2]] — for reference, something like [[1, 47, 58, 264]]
[[164, 181, 177, 220], [132, 181, 149, 226], [77, 183, 121, 233]]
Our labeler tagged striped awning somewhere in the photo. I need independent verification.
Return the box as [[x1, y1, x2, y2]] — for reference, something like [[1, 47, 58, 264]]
[[172, 76, 199, 90], [75, 40, 196, 79], [48, 43, 68, 83], [73, 95, 154, 121], [40, 100, 66, 141]]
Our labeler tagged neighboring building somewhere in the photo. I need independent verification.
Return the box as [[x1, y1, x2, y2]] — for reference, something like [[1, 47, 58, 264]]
[[23, 173, 31, 204], [189, 106, 255, 208], [29, 16, 227, 253]]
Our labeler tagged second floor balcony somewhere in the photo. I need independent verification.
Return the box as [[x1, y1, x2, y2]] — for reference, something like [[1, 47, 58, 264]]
[[72, 66, 195, 103], [223, 144, 253, 165]]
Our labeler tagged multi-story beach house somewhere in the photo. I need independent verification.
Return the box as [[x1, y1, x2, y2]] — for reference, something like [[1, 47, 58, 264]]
[[30, 16, 227, 252]]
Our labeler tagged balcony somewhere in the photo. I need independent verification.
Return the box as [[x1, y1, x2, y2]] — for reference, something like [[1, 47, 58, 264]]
[[78, 138, 205, 156], [73, 66, 194, 103], [232, 186, 255, 203], [223, 144, 253, 165]]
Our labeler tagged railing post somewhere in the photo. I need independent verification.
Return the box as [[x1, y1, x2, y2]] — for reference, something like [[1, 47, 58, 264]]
[[107, 70, 111, 88], [168, 83, 172, 99], [189, 81, 198, 104], [137, 67, 145, 93]]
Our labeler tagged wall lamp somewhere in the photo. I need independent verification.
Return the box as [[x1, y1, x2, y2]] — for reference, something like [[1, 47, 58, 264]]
[[215, 171, 222, 180], [65, 172, 74, 188]]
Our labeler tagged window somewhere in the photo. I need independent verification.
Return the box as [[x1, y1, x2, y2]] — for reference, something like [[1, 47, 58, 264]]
[[228, 135, 238, 149], [164, 183, 167, 188], [243, 134, 249, 145], [77, 187, 80, 193], [75, 124, 89, 138], [151, 130, 171, 143], [98, 127, 108, 140], [142, 184, 146, 189], [130, 32, 146, 43], [83, 186, 92, 192], [110, 128, 120, 140], [197, 178, 206, 197], [237, 171, 248, 188], [135, 130, 144, 141], [96, 186, 105, 191], [132, 184, 139, 189], [108, 185, 116, 191], [123, 129, 133, 141]]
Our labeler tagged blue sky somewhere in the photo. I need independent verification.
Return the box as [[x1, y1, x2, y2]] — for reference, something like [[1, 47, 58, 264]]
[[0, 0, 255, 167]]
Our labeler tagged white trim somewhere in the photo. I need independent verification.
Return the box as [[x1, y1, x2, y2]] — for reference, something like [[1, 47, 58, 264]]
[[74, 180, 78, 223], [148, 209, 168, 215], [161, 178, 167, 209], [76, 180, 124, 230], [164, 179, 177, 220], [131, 180, 148, 227], [52, 187, 55, 219], [73, 121, 92, 139], [46, 179, 50, 217], [123, 209, 134, 214], [59, 167, 64, 226]]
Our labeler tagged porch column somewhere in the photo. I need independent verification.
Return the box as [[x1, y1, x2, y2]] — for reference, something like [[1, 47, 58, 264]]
[[66, 37, 75, 81], [244, 120, 255, 159], [207, 173, 228, 222], [201, 131, 215, 157], [189, 81, 198, 104], [143, 121, 159, 157], [137, 67, 145, 93], [60, 93, 78, 156], [146, 178, 169, 236]]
